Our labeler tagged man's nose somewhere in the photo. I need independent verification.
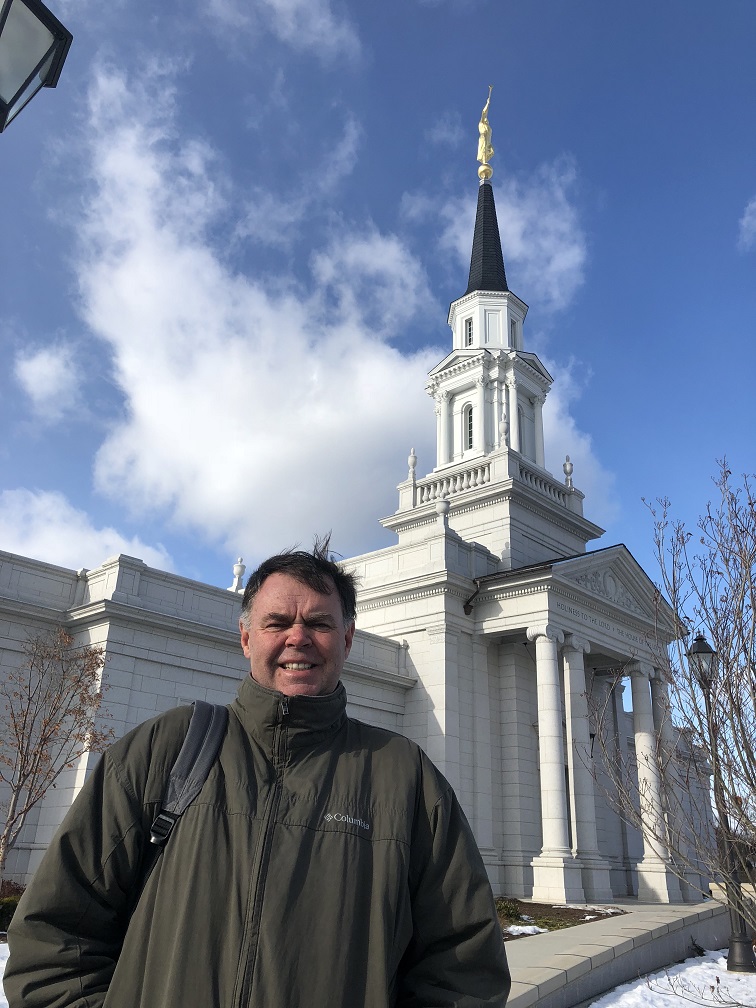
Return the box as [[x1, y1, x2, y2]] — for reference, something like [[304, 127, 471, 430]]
[[285, 621, 312, 648]]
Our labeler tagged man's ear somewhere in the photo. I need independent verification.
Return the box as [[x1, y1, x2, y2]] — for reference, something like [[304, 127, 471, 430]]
[[240, 619, 252, 659], [344, 620, 355, 658]]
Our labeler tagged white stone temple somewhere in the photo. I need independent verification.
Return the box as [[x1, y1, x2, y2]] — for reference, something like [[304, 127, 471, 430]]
[[0, 123, 708, 903]]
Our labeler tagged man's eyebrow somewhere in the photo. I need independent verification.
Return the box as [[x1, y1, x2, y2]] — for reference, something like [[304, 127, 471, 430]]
[[261, 611, 337, 623]]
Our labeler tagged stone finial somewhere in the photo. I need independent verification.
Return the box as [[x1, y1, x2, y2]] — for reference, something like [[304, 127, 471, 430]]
[[408, 447, 417, 481], [563, 455, 574, 489], [499, 407, 509, 447], [435, 495, 450, 529], [229, 557, 246, 593]]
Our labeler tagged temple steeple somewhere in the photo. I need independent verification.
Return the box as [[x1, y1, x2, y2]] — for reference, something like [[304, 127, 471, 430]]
[[465, 180, 508, 295], [383, 90, 604, 570]]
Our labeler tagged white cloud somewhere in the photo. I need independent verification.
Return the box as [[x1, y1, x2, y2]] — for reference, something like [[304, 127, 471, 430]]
[[420, 156, 587, 313], [73, 64, 440, 562], [541, 358, 619, 530], [737, 195, 756, 251], [425, 110, 464, 148], [13, 343, 80, 422], [207, 0, 360, 62], [0, 489, 172, 570], [311, 228, 437, 336]]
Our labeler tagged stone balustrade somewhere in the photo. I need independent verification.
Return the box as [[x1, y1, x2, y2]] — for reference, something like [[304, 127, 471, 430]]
[[416, 463, 491, 503], [516, 458, 571, 507]]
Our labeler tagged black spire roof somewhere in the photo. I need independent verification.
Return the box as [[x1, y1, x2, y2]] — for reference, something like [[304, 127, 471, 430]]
[[465, 180, 508, 295]]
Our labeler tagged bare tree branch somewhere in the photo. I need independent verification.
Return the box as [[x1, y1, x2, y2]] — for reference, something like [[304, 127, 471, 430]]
[[0, 628, 114, 877], [591, 462, 756, 933]]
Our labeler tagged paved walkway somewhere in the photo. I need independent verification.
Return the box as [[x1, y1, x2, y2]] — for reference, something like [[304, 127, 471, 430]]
[[505, 901, 730, 1008]]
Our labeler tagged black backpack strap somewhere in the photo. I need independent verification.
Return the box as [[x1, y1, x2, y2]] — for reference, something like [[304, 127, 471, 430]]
[[149, 700, 229, 846]]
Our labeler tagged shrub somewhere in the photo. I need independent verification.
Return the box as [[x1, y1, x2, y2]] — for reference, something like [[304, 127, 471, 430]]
[[0, 895, 20, 930], [495, 898, 522, 922]]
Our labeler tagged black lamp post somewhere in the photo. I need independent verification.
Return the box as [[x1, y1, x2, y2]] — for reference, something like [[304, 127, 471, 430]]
[[0, 0, 72, 131], [687, 633, 756, 972]]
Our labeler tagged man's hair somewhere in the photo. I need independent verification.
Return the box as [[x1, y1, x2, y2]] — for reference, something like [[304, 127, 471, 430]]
[[240, 534, 357, 626]]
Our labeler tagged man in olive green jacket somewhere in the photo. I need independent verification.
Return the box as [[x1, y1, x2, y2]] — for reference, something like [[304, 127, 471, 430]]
[[6, 542, 510, 1007]]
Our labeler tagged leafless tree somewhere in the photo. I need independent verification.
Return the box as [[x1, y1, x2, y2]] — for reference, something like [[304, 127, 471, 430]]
[[0, 628, 114, 878], [591, 462, 756, 939]]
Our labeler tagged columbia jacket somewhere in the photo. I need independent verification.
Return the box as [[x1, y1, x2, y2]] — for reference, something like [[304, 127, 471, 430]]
[[6, 675, 510, 1007]]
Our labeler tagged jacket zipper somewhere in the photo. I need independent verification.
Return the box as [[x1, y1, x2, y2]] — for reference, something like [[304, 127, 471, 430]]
[[236, 696, 289, 1006]]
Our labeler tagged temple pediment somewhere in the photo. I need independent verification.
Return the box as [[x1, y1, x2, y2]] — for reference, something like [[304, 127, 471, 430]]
[[426, 348, 489, 380], [552, 545, 670, 626]]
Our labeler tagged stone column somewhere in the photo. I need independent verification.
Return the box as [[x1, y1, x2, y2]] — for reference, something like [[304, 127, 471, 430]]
[[506, 376, 520, 452], [471, 634, 495, 857], [630, 662, 682, 902], [424, 624, 461, 794], [527, 624, 585, 902], [493, 380, 503, 449], [562, 635, 614, 901], [650, 673, 699, 902], [435, 391, 453, 465], [533, 394, 546, 468], [595, 675, 634, 897], [476, 377, 487, 452]]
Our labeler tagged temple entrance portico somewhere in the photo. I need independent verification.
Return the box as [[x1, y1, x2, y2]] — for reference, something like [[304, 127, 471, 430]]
[[469, 544, 685, 904]]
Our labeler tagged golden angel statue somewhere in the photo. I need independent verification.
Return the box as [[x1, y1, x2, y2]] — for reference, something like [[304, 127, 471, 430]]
[[477, 86, 494, 166]]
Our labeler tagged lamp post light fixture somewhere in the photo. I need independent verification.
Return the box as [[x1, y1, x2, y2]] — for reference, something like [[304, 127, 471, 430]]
[[0, 0, 72, 132], [687, 633, 756, 973]]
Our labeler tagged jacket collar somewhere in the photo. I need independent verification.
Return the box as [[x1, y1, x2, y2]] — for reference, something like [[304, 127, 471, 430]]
[[232, 674, 347, 750]]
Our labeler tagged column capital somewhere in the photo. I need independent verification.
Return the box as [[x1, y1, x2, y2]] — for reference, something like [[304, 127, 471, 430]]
[[527, 624, 564, 646], [628, 660, 653, 680], [563, 634, 590, 655]]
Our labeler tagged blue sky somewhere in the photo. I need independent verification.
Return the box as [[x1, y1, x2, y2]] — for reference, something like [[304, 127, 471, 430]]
[[1, 0, 754, 591]]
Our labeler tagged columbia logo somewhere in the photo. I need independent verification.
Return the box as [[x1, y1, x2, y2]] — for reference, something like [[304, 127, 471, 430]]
[[324, 812, 371, 831]]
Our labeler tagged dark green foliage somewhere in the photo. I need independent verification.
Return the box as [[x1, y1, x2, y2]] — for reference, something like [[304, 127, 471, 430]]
[[0, 894, 20, 930], [495, 898, 521, 922]]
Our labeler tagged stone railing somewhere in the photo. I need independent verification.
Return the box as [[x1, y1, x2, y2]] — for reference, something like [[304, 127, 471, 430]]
[[395, 452, 583, 517], [516, 458, 571, 507], [416, 462, 491, 504]]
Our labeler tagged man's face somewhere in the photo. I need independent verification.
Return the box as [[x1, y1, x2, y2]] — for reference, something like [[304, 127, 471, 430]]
[[239, 572, 355, 697]]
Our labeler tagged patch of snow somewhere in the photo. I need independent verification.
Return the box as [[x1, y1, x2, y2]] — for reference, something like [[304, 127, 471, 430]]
[[505, 924, 549, 935], [563, 904, 624, 916], [0, 942, 8, 1008], [590, 950, 756, 1008]]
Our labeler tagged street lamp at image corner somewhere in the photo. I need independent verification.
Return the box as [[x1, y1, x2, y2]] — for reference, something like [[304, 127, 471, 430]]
[[0, 0, 72, 132], [686, 632, 756, 973]]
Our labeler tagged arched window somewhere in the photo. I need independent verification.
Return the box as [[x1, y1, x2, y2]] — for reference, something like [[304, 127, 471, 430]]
[[463, 404, 474, 451]]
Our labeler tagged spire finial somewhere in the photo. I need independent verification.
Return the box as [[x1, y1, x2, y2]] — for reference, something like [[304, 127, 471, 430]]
[[477, 85, 494, 182]]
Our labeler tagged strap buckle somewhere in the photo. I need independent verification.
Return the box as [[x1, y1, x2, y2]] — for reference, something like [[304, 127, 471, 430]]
[[149, 810, 179, 846]]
